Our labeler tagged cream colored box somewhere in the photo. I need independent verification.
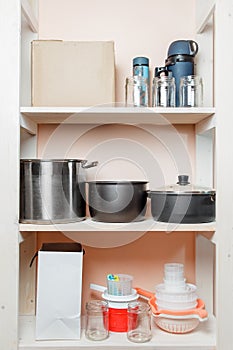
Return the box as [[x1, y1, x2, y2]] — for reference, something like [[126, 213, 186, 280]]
[[31, 40, 115, 106]]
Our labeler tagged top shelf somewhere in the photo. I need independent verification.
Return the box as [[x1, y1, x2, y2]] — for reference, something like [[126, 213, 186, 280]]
[[20, 106, 215, 128]]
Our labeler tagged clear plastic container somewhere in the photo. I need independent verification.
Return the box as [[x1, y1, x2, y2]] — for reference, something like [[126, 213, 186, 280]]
[[125, 76, 149, 107], [127, 301, 152, 343], [152, 76, 176, 107], [155, 263, 198, 311], [179, 75, 203, 107], [85, 300, 109, 341], [164, 263, 184, 280], [107, 274, 133, 296]]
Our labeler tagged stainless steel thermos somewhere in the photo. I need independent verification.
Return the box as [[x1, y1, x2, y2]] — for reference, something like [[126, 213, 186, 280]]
[[165, 40, 198, 106]]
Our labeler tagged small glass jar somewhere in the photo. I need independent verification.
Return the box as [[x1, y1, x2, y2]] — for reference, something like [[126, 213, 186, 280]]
[[125, 76, 149, 107], [85, 300, 109, 341], [179, 75, 203, 107], [152, 76, 176, 107], [127, 301, 152, 343]]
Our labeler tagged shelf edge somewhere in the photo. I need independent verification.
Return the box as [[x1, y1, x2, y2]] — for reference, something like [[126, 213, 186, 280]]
[[21, 0, 39, 33], [196, 3, 215, 34], [19, 219, 216, 233]]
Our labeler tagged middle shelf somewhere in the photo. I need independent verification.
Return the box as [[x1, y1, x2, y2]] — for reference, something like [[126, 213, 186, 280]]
[[19, 218, 216, 232], [20, 106, 215, 132]]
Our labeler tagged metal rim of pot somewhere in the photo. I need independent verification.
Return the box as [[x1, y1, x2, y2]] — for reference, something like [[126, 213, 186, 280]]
[[87, 180, 148, 184], [20, 158, 98, 169], [149, 190, 215, 195]]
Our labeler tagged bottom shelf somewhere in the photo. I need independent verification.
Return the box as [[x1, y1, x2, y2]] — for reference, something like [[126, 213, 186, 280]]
[[19, 315, 216, 349]]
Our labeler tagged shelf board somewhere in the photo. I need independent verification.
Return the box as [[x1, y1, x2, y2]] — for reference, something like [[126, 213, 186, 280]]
[[19, 218, 216, 233], [20, 106, 215, 126], [19, 315, 216, 349]]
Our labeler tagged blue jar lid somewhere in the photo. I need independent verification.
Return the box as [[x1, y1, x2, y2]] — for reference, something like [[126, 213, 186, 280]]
[[133, 56, 149, 66]]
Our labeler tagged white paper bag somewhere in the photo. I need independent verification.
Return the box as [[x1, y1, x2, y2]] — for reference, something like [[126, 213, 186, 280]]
[[35, 243, 83, 340]]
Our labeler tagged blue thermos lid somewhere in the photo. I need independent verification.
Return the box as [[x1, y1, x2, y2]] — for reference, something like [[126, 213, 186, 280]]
[[133, 57, 149, 66], [167, 40, 198, 57]]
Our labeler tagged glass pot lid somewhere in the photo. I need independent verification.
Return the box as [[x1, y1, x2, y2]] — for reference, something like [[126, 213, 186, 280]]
[[152, 175, 215, 194]]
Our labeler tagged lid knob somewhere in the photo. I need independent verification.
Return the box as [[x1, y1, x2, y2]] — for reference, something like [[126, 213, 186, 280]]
[[177, 175, 190, 186]]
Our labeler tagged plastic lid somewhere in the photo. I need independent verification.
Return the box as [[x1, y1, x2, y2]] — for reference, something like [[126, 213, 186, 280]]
[[151, 175, 215, 194], [133, 56, 149, 66], [154, 66, 169, 77], [167, 40, 198, 57]]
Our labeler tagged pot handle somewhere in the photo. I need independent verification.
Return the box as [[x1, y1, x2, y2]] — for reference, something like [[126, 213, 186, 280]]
[[90, 283, 106, 293], [82, 160, 98, 169], [135, 287, 154, 300], [189, 40, 198, 56]]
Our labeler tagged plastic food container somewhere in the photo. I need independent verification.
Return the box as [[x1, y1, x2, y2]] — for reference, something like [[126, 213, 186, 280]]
[[135, 287, 208, 334], [153, 314, 201, 334], [109, 307, 128, 332], [156, 298, 197, 311], [90, 282, 138, 333], [155, 283, 197, 302], [107, 274, 133, 296]]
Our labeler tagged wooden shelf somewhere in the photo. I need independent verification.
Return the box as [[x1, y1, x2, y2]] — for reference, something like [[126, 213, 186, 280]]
[[19, 315, 216, 349], [19, 218, 216, 233], [20, 106, 215, 126]]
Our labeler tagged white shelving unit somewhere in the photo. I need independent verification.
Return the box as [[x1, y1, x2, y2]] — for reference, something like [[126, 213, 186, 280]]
[[2, 1, 233, 349]]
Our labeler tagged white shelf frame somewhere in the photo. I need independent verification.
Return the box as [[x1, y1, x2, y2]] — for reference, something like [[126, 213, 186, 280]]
[[12, 0, 228, 350]]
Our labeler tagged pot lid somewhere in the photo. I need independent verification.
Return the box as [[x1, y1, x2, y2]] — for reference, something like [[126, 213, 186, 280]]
[[87, 180, 148, 184], [152, 175, 215, 194]]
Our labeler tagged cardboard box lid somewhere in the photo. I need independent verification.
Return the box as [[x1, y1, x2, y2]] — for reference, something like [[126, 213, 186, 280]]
[[40, 242, 83, 252], [30, 242, 83, 267]]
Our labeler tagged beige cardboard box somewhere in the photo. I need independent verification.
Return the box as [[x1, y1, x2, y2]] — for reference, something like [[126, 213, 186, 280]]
[[31, 40, 115, 106]]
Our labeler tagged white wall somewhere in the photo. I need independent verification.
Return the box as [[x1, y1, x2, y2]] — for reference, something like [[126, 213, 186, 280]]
[[38, 0, 196, 102]]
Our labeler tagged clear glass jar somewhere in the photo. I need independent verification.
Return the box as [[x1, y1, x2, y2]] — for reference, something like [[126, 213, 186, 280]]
[[179, 75, 203, 107], [127, 301, 152, 343], [85, 300, 109, 341], [125, 76, 149, 107], [152, 76, 176, 107]]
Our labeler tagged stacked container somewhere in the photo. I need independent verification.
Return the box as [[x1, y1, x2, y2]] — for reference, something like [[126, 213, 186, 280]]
[[155, 263, 198, 311], [153, 263, 208, 333], [90, 274, 138, 332]]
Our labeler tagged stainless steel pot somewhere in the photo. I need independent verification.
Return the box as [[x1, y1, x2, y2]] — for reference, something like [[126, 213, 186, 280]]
[[20, 159, 98, 224], [87, 181, 148, 223], [148, 175, 215, 224]]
